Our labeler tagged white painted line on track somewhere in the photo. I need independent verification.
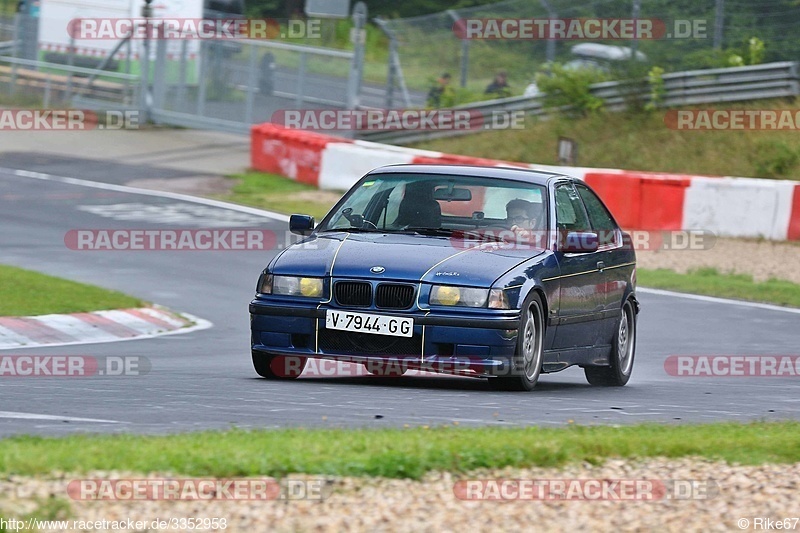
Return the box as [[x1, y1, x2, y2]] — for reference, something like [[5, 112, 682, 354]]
[[0, 411, 121, 423], [0, 167, 290, 222], [638, 287, 800, 315]]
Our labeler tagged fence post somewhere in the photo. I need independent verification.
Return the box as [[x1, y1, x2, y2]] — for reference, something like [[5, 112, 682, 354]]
[[43, 74, 51, 107], [446, 10, 469, 88], [244, 43, 257, 125], [140, 19, 151, 122], [66, 36, 75, 101], [177, 39, 187, 110], [296, 50, 306, 107], [539, 0, 556, 63], [196, 41, 207, 116], [152, 23, 167, 112], [346, 1, 367, 109]]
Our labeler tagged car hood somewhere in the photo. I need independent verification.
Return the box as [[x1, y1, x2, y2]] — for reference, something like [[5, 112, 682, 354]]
[[271, 232, 545, 286]]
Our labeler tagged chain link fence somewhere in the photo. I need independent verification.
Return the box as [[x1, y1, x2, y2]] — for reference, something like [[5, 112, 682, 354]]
[[380, 0, 799, 103], [1, 13, 361, 133]]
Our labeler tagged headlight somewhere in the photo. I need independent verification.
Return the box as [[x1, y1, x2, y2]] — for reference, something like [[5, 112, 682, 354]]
[[488, 289, 510, 309], [429, 285, 489, 307], [260, 275, 324, 298]]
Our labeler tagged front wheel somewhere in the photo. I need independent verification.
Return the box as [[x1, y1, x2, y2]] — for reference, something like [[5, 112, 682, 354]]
[[488, 292, 545, 391], [252, 351, 306, 379], [584, 298, 637, 386]]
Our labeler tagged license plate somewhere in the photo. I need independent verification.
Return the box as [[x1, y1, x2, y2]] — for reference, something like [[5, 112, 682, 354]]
[[325, 310, 414, 338]]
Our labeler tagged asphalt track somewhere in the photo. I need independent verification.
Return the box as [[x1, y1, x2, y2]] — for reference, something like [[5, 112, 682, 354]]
[[1, 155, 799, 438]]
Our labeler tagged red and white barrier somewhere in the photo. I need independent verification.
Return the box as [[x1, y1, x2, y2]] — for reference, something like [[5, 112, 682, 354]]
[[250, 124, 800, 241]]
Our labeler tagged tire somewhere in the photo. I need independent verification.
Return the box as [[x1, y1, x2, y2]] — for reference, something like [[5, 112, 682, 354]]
[[584, 298, 637, 386], [488, 292, 545, 391], [252, 351, 306, 380]]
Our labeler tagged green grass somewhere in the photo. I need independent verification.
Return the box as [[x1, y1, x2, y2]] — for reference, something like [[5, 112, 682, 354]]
[[412, 99, 800, 179], [222, 172, 341, 220], [1, 422, 799, 479], [0, 265, 144, 317], [639, 267, 800, 308]]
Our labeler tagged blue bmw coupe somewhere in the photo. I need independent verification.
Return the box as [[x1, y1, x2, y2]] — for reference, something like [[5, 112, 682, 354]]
[[250, 165, 639, 390]]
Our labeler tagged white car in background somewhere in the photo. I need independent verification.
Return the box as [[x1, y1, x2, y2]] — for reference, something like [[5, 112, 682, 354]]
[[524, 43, 648, 98]]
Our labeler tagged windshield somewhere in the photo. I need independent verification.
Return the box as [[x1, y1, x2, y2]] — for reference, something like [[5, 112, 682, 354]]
[[317, 173, 548, 242]]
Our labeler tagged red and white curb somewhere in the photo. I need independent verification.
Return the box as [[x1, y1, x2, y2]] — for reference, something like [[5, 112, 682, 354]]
[[0, 306, 212, 350]]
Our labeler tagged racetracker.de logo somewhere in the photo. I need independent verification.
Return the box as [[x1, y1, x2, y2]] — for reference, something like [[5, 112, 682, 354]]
[[67, 478, 328, 500], [65, 229, 278, 251], [271, 109, 525, 132], [665, 355, 800, 377], [453, 18, 707, 40], [665, 109, 800, 130], [66, 18, 320, 40], [453, 479, 719, 500], [0, 110, 138, 131], [0, 356, 150, 377], [447, 230, 715, 252]]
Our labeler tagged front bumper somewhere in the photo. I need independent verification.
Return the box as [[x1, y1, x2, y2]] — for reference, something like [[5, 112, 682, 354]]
[[250, 299, 521, 377]]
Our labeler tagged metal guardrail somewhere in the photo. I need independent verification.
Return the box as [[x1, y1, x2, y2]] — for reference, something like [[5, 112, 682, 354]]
[[0, 41, 16, 54], [357, 61, 800, 144], [0, 56, 140, 107]]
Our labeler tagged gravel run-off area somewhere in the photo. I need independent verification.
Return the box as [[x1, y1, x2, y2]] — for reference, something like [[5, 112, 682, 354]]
[[2, 458, 799, 532], [636, 237, 800, 284]]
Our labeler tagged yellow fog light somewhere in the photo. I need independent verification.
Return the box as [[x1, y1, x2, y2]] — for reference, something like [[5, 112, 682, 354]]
[[299, 277, 323, 297], [431, 285, 461, 306]]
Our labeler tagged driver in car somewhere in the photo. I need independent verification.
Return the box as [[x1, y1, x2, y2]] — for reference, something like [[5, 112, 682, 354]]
[[506, 199, 544, 247]]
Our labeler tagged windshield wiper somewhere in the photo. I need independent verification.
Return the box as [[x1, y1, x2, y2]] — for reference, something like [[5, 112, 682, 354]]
[[400, 227, 456, 237]]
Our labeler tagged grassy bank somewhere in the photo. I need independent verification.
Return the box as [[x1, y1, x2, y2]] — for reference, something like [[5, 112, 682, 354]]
[[1, 421, 798, 479], [638, 268, 800, 308], [412, 99, 800, 180], [222, 172, 342, 220], [0, 265, 144, 316]]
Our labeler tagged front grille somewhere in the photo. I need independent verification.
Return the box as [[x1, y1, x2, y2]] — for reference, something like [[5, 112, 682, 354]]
[[319, 330, 422, 356], [376, 283, 415, 309], [334, 281, 372, 307]]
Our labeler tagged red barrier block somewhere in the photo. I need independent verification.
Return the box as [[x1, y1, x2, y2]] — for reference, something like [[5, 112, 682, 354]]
[[411, 154, 526, 168], [639, 175, 691, 230], [585, 172, 691, 230], [584, 173, 642, 229], [789, 184, 800, 241], [250, 124, 352, 187]]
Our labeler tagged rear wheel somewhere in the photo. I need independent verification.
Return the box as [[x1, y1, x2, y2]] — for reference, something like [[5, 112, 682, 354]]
[[252, 351, 306, 379], [584, 299, 636, 386], [488, 292, 545, 391]]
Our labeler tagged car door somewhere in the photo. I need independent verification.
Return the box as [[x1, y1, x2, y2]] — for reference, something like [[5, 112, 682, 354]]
[[575, 182, 634, 345], [550, 182, 606, 350]]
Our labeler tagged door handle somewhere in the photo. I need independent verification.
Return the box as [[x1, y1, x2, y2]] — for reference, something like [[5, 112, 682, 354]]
[[597, 261, 605, 271]]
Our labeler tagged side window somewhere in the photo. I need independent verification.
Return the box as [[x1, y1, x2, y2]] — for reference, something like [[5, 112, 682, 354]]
[[554, 183, 590, 232], [576, 183, 618, 246]]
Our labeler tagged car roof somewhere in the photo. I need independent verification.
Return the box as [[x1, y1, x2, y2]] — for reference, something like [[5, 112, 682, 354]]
[[366, 164, 571, 186]]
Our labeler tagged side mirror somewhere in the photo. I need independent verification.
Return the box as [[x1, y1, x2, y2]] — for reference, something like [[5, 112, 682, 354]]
[[289, 214, 315, 236], [560, 231, 599, 253]]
